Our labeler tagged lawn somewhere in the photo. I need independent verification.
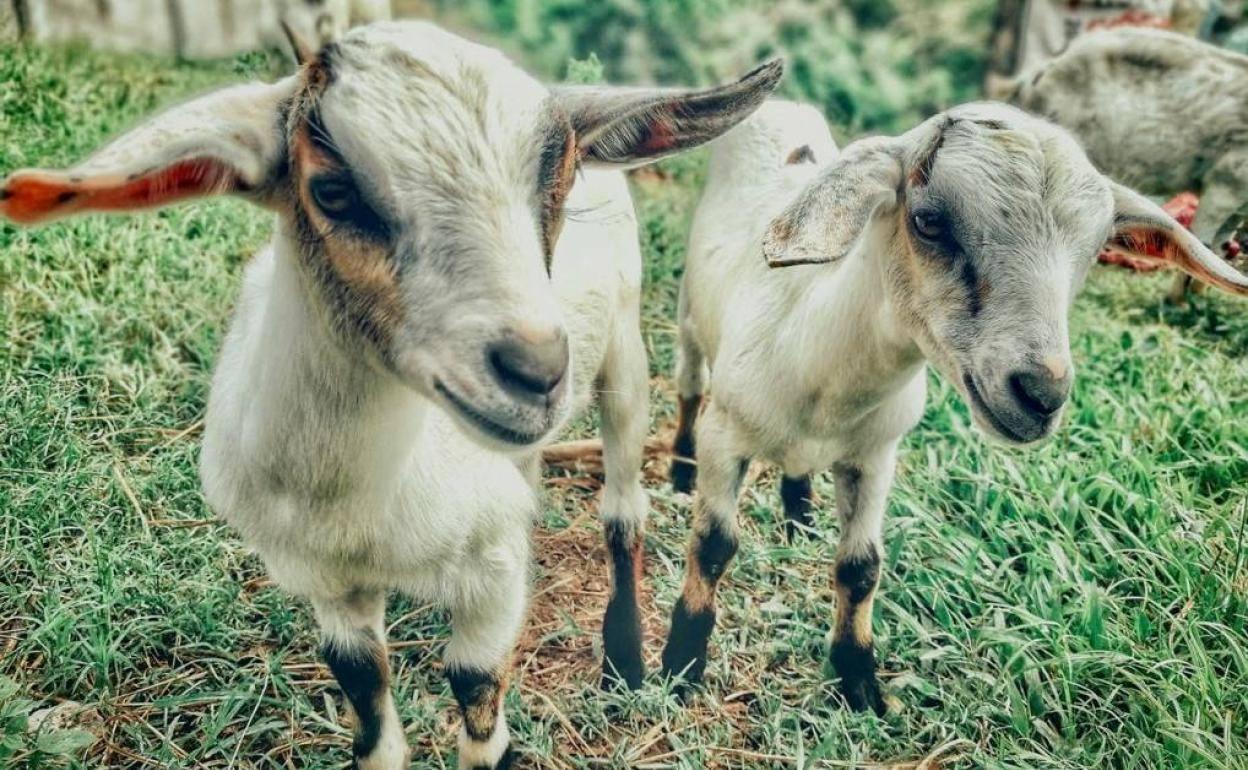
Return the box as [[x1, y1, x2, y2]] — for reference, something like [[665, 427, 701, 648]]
[[2, 41, 1247, 770]]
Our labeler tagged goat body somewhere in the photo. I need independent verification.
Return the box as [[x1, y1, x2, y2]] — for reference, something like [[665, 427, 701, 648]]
[[660, 98, 1248, 714], [0, 21, 781, 768]]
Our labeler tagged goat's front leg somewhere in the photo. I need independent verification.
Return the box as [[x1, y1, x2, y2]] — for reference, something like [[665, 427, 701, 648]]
[[598, 311, 651, 690], [661, 403, 749, 687], [828, 445, 897, 716], [445, 559, 527, 770], [313, 590, 409, 770]]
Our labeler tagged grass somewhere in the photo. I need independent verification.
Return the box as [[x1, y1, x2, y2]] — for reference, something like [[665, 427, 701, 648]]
[[2, 41, 1247, 770]]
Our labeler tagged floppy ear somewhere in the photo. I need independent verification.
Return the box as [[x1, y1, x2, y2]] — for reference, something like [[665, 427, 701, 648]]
[[1108, 182, 1248, 296], [0, 78, 297, 226], [762, 138, 902, 268], [551, 59, 784, 168]]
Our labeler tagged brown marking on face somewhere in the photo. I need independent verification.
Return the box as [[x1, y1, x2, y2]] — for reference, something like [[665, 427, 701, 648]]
[[285, 61, 406, 351]]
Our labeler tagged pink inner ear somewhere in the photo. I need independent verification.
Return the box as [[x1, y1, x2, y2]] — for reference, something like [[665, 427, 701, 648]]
[[1, 158, 235, 225], [638, 115, 677, 155], [1109, 227, 1173, 263]]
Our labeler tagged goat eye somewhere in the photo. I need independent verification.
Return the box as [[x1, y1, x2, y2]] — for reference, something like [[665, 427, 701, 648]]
[[309, 177, 358, 218], [911, 210, 945, 241]]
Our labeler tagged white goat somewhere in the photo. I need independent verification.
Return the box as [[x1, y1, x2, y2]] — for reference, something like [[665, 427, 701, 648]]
[[660, 100, 1248, 715], [0, 22, 780, 769], [1011, 26, 1248, 305]]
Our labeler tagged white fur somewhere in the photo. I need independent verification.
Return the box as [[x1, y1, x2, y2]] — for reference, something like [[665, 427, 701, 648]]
[[669, 99, 1241, 692], [0, 23, 780, 764]]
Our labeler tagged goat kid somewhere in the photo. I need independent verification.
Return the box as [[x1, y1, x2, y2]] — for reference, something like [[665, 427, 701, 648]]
[[661, 100, 1248, 715], [1011, 27, 1248, 305], [0, 22, 781, 768]]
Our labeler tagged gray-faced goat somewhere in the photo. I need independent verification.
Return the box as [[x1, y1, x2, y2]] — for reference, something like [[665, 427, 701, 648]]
[[661, 100, 1248, 715], [1012, 27, 1248, 304], [0, 22, 780, 769]]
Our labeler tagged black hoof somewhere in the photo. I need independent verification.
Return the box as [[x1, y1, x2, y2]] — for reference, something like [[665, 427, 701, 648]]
[[661, 595, 715, 686], [601, 651, 645, 691], [839, 669, 888, 717]]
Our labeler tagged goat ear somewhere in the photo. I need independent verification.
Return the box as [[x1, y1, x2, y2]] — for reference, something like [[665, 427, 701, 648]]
[[552, 59, 784, 168], [0, 79, 296, 226], [763, 139, 902, 268], [1107, 182, 1248, 296]]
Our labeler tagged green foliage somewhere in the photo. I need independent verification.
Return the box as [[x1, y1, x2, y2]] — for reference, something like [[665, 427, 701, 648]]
[[0, 677, 94, 769], [435, 0, 995, 135], [564, 52, 605, 84], [2, 25, 1248, 770]]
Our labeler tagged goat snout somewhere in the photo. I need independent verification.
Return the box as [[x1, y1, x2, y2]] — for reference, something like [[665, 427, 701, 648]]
[[487, 328, 569, 401], [1007, 365, 1072, 418]]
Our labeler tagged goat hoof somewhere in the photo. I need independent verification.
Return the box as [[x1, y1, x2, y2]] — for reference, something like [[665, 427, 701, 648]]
[[658, 654, 707, 701], [670, 462, 697, 494], [839, 671, 888, 717], [601, 654, 645, 691]]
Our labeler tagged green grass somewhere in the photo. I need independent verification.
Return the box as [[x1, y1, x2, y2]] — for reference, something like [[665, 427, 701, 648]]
[[2, 42, 1247, 770]]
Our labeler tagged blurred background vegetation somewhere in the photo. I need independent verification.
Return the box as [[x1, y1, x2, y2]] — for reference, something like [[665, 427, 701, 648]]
[[429, 0, 995, 138]]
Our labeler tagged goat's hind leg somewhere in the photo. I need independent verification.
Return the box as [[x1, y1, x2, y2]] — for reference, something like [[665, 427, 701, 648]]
[[598, 303, 651, 689], [671, 279, 705, 494], [779, 473, 816, 541], [314, 590, 410, 770], [661, 403, 748, 690]]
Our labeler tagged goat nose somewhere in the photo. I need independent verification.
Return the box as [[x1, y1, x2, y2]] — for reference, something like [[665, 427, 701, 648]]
[[1008, 366, 1071, 417], [488, 330, 569, 399]]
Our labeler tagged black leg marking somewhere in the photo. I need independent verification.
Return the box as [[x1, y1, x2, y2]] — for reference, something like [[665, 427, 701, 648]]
[[835, 550, 880, 605], [321, 628, 388, 761], [660, 518, 739, 687], [670, 394, 701, 493], [779, 474, 815, 541], [660, 594, 716, 686], [830, 549, 885, 716], [830, 636, 886, 716], [447, 667, 504, 743], [601, 520, 645, 690]]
